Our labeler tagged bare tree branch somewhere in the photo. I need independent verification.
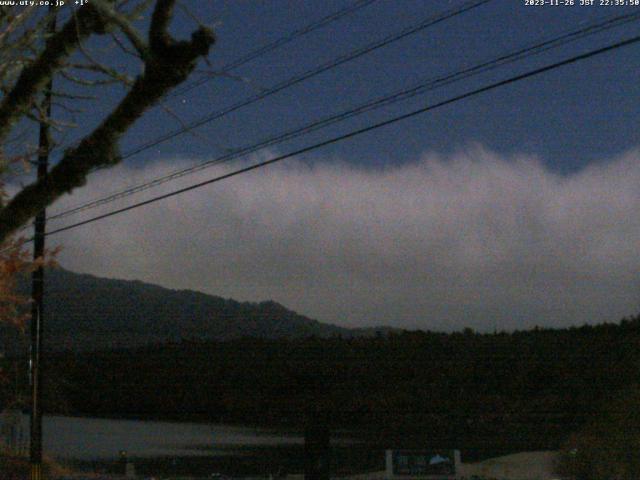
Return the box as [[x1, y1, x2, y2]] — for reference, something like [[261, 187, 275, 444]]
[[91, 0, 150, 60], [0, 6, 36, 47], [0, 4, 112, 143], [110, 31, 142, 60], [59, 69, 130, 87], [75, 46, 136, 85], [0, 0, 215, 242]]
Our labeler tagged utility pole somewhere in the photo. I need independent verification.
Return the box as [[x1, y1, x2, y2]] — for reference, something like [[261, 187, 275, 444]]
[[30, 6, 56, 480]]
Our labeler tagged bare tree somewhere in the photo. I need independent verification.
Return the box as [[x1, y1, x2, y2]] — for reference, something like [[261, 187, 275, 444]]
[[0, 0, 215, 243]]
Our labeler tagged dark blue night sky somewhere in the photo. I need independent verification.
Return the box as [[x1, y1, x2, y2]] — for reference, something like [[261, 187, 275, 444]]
[[51, 0, 640, 177], [122, 0, 640, 174]]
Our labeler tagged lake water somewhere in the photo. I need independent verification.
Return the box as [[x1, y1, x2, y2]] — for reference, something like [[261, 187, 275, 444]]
[[7, 414, 305, 460]]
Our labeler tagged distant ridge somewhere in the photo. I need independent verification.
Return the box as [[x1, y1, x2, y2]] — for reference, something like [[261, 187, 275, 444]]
[[1, 267, 397, 353]]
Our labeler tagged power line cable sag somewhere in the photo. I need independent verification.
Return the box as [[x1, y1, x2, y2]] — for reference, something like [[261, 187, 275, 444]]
[[46, 11, 640, 223], [41, 34, 640, 239], [2, 0, 494, 244], [38, 0, 490, 173], [30, 0, 378, 164], [123, 0, 493, 159], [169, 0, 380, 99]]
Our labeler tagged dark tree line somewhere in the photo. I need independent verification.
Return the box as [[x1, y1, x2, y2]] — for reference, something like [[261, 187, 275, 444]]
[[3, 314, 640, 462]]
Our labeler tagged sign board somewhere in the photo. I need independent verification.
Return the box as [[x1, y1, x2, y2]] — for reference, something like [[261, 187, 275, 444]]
[[386, 449, 460, 479]]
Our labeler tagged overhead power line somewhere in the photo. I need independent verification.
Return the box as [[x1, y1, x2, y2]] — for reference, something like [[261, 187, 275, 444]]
[[37, 0, 474, 170], [46, 11, 640, 223], [169, 0, 380, 98], [25, 0, 378, 170], [40, 34, 640, 239], [122, 0, 493, 160]]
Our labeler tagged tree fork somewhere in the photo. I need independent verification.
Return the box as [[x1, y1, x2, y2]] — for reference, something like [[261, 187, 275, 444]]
[[0, 0, 215, 243]]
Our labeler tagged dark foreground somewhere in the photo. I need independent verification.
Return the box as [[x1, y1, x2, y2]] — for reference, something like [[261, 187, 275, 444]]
[[63, 445, 384, 479]]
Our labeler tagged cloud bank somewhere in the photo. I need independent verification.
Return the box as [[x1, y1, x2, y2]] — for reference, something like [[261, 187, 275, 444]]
[[44, 147, 640, 331]]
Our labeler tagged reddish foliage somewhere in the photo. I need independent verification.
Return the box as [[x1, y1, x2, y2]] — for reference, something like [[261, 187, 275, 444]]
[[0, 237, 33, 332]]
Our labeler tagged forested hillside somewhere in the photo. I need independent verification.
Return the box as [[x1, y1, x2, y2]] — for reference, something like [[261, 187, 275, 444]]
[[3, 269, 639, 462], [3, 268, 359, 353]]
